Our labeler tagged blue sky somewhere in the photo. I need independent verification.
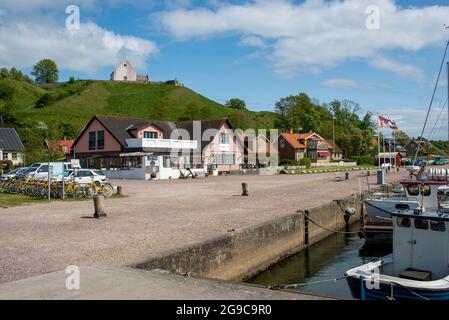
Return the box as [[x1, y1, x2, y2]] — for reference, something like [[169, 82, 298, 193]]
[[1, 0, 449, 139]]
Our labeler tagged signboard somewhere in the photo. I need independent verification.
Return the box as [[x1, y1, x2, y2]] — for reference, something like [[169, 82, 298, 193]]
[[71, 159, 81, 169], [49, 162, 64, 178]]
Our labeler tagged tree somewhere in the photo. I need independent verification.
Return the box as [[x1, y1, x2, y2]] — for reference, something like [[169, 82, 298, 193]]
[[0, 68, 9, 79], [68, 76, 76, 84], [274, 92, 321, 132], [225, 98, 247, 110], [35, 93, 56, 108], [31, 59, 59, 84], [0, 82, 14, 100], [9, 67, 23, 81]]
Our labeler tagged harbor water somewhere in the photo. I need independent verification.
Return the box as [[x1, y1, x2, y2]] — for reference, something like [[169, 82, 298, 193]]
[[247, 222, 392, 299]]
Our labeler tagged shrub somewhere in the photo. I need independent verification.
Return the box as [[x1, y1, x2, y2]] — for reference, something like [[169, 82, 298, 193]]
[[35, 93, 56, 108], [279, 159, 297, 166], [346, 156, 375, 166], [300, 157, 312, 168]]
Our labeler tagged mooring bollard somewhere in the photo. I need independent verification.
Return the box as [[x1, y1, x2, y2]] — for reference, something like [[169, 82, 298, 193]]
[[93, 195, 107, 219], [241, 183, 249, 196], [345, 172, 349, 180], [367, 171, 370, 177], [117, 186, 122, 196]]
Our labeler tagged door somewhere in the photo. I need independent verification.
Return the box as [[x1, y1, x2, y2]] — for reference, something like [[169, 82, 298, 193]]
[[392, 216, 414, 275]]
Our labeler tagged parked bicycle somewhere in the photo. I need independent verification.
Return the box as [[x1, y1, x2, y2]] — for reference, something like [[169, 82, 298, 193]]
[[83, 180, 114, 198]]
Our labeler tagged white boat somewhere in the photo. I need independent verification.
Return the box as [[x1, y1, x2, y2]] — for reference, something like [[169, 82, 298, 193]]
[[346, 209, 449, 300], [364, 180, 449, 223]]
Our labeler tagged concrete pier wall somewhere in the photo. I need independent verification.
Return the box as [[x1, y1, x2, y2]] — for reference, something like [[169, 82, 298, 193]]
[[131, 194, 363, 281]]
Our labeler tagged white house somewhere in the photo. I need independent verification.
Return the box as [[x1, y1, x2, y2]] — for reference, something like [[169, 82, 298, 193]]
[[0, 128, 25, 167], [110, 59, 149, 83]]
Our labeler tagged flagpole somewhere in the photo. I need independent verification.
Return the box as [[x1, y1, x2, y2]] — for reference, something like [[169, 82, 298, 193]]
[[377, 114, 381, 169], [382, 125, 386, 169]]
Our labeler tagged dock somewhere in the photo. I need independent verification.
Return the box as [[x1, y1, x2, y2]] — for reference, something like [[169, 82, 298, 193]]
[[0, 266, 332, 300]]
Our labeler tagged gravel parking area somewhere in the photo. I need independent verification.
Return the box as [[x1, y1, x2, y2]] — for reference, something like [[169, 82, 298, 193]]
[[0, 170, 404, 284]]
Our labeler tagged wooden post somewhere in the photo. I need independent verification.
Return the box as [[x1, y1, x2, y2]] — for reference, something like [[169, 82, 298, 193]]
[[93, 195, 107, 219], [117, 186, 122, 196], [304, 210, 310, 247], [241, 183, 249, 196]]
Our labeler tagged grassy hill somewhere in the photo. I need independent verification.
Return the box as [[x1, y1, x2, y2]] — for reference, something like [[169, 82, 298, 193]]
[[1, 79, 277, 131]]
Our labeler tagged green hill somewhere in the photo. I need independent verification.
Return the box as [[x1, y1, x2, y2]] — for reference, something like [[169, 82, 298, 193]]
[[0, 78, 277, 163], [1, 79, 277, 130]]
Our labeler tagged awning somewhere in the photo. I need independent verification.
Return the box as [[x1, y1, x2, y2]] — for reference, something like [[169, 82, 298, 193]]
[[318, 151, 330, 157]]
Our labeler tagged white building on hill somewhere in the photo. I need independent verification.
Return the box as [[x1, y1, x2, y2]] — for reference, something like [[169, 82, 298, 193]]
[[110, 59, 149, 83]]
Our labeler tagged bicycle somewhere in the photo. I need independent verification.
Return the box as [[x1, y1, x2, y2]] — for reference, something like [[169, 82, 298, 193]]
[[83, 180, 113, 198]]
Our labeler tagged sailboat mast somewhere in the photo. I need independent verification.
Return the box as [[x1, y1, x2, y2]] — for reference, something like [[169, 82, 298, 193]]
[[447, 62, 449, 155]]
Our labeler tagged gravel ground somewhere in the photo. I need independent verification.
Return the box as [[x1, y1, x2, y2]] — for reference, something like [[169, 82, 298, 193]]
[[0, 170, 404, 284]]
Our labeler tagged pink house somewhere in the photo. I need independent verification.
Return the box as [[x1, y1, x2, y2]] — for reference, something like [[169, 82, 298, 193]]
[[72, 116, 244, 179]]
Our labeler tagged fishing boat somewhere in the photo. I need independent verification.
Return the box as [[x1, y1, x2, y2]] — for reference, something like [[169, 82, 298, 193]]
[[346, 208, 449, 300], [364, 180, 449, 223]]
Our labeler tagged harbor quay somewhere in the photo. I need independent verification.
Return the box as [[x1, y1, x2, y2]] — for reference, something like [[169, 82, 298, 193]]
[[0, 170, 403, 299]]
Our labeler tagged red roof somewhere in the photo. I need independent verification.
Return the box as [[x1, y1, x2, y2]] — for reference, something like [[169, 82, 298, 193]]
[[45, 139, 74, 154], [280, 131, 324, 149]]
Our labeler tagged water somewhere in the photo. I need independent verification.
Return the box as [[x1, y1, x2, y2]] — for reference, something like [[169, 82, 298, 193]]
[[247, 223, 392, 299]]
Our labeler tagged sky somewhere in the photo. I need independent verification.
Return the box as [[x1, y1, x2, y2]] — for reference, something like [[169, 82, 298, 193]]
[[1, 0, 449, 139]]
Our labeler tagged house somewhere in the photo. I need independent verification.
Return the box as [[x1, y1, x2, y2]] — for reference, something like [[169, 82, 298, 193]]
[[0, 128, 25, 167], [71, 115, 244, 179], [243, 133, 278, 167], [45, 138, 74, 160], [403, 140, 431, 157], [277, 130, 335, 163], [325, 140, 343, 160], [110, 59, 149, 83], [376, 152, 403, 167]]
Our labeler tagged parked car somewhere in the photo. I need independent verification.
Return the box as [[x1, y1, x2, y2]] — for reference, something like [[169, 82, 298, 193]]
[[414, 159, 428, 167], [432, 159, 448, 165], [0, 167, 27, 181], [64, 169, 107, 185], [27, 162, 73, 180]]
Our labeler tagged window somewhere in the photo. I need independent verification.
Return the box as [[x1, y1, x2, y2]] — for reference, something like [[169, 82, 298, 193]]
[[430, 221, 446, 232], [219, 133, 229, 144], [2, 152, 8, 160], [144, 131, 158, 139], [406, 185, 419, 196], [414, 218, 429, 230], [397, 217, 411, 228], [97, 131, 105, 150], [38, 165, 49, 173], [395, 204, 410, 210], [88, 132, 96, 150], [421, 185, 431, 196], [215, 154, 234, 165], [11, 153, 17, 160]]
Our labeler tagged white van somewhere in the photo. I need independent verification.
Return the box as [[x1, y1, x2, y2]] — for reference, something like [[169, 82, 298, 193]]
[[28, 162, 73, 180]]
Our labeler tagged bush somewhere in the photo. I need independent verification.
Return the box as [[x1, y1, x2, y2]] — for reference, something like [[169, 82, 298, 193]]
[[346, 156, 375, 166], [35, 93, 56, 108], [279, 159, 298, 166], [299, 157, 312, 168]]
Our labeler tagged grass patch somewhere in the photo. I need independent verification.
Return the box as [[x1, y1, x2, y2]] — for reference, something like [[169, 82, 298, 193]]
[[0, 192, 126, 209]]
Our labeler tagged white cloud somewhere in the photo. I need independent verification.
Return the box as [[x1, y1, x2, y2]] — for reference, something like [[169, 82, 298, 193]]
[[322, 78, 375, 90], [0, 1, 158, 75], [156, 0, 449, 78], [369, 56, 425, 81], [0, 22, 158, 75], [239, 35, 266, 48]]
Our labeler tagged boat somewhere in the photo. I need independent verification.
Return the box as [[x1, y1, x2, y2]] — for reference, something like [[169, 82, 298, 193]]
[[346, 208, 449, 300], [360, 179, 449, 244], [364, 180, 448, 223]]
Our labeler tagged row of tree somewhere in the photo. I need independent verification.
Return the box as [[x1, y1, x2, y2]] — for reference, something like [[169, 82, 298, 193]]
[[1, 59, 59, 84]]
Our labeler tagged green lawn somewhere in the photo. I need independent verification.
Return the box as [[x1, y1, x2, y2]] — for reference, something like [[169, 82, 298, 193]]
[[0, 193, 125, 209]]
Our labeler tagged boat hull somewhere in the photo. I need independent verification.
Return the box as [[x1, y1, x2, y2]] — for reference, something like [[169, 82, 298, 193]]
[[364, 199, 419, 223], [346, 277, 449, 300]]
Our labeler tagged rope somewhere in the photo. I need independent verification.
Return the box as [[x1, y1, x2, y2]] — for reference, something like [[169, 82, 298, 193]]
[[299, 210, 360, 235], [271, 276, 349, 290], [387, 281, 430, 301]]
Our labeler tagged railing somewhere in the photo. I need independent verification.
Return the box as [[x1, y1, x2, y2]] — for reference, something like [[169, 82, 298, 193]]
[[125, 138, 197, 149]]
